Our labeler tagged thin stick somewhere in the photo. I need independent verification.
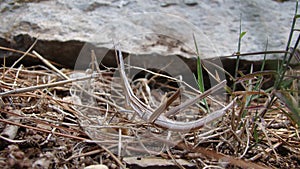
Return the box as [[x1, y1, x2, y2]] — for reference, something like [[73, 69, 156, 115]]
[[118, 128, 122, 158], [32, 51, 123, 109], [99, 144, 126, 169], [65, 149, 102, 161], [0, 118, 88, 141], [218, 50, 290, 58], [150, 134, 270, 169], [0, 46, 63, 67], [0, 74, 99, 97], [165, 80, 226, 117], [0, 108, 85, 134], [33, 51, 69, 79], [11, 38, 38, 69]]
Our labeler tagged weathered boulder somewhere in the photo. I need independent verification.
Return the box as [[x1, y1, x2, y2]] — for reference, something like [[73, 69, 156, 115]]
[[0, 0, 297, 70]]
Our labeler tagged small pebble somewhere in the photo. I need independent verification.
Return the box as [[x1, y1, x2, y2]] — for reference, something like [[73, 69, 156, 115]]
[[110, 163, 118, 169], [84, 164, 108, 169]]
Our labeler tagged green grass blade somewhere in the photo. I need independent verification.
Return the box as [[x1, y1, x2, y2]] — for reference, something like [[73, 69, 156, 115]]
[[192, 34, 204, 91], [233, 16, 246, 91], [193, 34, 210, 113], [281, 0, 299, 73], [274, 90, 300, 127]]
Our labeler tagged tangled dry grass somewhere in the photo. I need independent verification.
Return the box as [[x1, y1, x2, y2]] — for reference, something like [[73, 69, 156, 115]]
[[0, 47, 299, 169]]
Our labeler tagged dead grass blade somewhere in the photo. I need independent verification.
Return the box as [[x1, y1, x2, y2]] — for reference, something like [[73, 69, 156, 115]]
[[0, 74, 99, 97], [148, 87, 181, 123], [115, 44, 235, 132], [149, 133, 271, 169], [165, 80, 227, 117], [0, 45, 63, 67], [236, 70, 277, 83]]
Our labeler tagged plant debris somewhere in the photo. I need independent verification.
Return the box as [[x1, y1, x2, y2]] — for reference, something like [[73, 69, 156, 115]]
[[0, 46, 299, 169]]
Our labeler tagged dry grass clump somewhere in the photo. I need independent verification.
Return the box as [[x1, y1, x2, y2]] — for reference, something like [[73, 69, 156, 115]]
[[0, 45, 298, 169]]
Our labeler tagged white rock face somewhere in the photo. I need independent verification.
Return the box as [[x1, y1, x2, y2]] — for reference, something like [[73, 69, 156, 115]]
[[0, 0, 297, 67]]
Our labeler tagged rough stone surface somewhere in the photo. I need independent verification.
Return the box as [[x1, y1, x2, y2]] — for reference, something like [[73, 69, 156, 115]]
[[0, 0, 297, 69]]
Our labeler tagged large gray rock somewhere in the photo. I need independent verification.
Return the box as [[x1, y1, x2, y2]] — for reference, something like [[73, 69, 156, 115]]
[[0, 0, 297, 69]]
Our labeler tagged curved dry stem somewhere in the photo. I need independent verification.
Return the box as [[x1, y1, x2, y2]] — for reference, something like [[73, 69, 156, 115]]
[[115, 45, 235, 132]]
